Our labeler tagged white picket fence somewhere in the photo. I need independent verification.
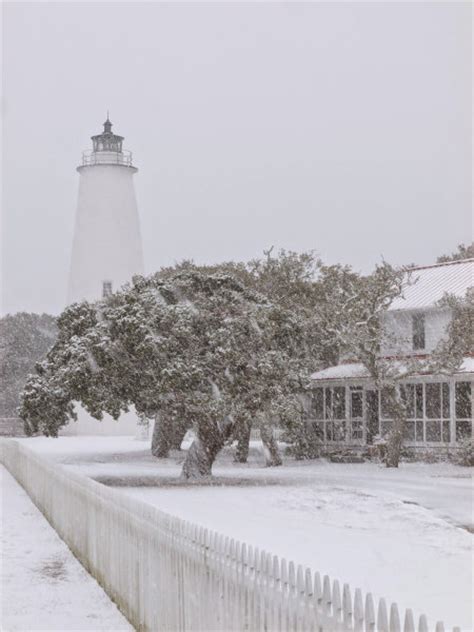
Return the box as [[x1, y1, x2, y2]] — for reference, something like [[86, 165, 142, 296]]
[[0, 440, 458, 632]]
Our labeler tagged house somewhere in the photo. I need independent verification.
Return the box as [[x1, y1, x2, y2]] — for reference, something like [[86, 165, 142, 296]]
[[308, 258, 473, 450]]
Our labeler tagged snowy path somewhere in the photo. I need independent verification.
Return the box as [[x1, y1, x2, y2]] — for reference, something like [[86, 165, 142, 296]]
[[0, 466, 133, 631]]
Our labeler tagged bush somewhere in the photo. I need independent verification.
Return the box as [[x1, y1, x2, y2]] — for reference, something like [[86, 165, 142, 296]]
[[456, 438, 474, 466]]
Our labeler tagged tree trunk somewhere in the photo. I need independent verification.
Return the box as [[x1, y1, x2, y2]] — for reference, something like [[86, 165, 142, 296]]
[[234, 418, 251, 463], [151, 413, 171, 458], [181, 436, 215, 478], [181, 415, 235, 479], [259, 416, 282, 467], [170, 421, 188, 451], [386, 417, 404, 468], [385, 389, 406, 468]]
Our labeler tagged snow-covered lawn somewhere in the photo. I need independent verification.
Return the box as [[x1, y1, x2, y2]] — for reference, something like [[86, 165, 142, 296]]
[[0, 465, 133, 631], [20, 436, 473, 629]]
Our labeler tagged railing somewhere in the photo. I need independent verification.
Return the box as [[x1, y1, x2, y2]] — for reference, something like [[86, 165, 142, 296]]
[[81, 149, 134, 167], [0, 440, 458, 632]]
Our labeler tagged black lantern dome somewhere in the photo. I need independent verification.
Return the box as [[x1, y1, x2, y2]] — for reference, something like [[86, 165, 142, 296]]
[[91, 116, 124, 153]]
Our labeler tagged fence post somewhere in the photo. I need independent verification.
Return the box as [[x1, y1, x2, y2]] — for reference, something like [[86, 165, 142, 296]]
[[323, 574, 332, 618], [377, 598, 389, 632], [342, 583, 352, 629], [332, 579, 342, 622], [418, 615, 429, 632], [353, 588, 363, 632], [365, 593, 376, 632], [389, 603, 401, 632], [403, 609, 415, 632]]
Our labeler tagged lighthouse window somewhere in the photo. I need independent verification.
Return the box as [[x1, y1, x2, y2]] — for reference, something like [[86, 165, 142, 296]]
[[102, 281, 113, 298]]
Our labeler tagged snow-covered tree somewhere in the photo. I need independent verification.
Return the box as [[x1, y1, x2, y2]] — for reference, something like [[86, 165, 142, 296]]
[[431, 288, 474, 373], [20, 271, 302, 478], [0, 313, 57, 419], [323, 262, 416, 467], [437, 242, 474, 263], [169, 252, 379, 463]]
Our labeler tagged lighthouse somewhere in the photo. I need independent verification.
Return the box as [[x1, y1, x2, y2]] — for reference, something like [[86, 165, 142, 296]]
[[68, 117, 144, 304], [62, 118, 145, 437]]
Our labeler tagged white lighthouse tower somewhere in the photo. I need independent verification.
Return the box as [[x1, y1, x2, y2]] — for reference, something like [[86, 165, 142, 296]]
[[68, 117, 144, 304], [63, 117, 145, 437]]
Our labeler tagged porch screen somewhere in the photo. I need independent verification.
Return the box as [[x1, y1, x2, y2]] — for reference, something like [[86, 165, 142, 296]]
[[308, 386, 345, 441], [455, 382, 472, 441]]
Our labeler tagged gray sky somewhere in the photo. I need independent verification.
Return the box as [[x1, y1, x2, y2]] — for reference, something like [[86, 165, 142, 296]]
[[2, 1, 472, 315]]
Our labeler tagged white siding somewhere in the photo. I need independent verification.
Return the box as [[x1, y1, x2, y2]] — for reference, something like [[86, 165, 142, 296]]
[[380, 308, 451, 356]]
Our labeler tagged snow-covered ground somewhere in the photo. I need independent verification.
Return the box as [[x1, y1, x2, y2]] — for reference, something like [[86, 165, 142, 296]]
[[0, 465, 133, 631], [19, 436, 473, 629]]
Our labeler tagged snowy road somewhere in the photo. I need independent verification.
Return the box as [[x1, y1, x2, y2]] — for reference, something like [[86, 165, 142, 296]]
[[0, 465, 133, 631]]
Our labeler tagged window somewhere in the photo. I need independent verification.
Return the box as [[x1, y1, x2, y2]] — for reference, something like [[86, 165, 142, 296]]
[[455, 382, 472, 418], [350, 387, 364, 440], [425, 383, 441, 419], [309, 388, 324, 419], [381, 387, 396, 419], [102, 280, 113, 298], [442, 383, 450, 418], [455, 382, 472, 441], [325, 387, 345, 420], [425, 421, 442, 442], [324, 386, 346, 441], [381, 382, 452, 444], [415, 384, 423, 418], [412, 313, 425, 350], [423, 383, 450, 443], [350, 387, 363, 418], [400, 384, 415, 418]]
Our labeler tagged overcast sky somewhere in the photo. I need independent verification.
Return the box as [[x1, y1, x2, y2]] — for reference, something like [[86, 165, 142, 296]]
[[2, 2, 472, 315]]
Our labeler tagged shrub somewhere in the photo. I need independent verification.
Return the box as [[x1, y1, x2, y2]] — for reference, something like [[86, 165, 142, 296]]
[[456, 438, 474, 467]]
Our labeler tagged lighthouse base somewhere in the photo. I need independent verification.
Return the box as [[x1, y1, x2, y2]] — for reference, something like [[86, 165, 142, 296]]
[[59, 404, 149, 439]]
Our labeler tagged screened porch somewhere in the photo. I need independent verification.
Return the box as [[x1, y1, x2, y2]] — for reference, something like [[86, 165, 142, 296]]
[[306, 378, 472, 447]]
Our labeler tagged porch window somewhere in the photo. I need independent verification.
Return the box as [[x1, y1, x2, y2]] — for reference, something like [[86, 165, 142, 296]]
[[400, 382, 450, 443], [324, 386, 346, 442], [380, 387, 397, 420], [307, 386, 346, 442], [425, 383, 442, 441], [350, 387, 363, 440], [412, 313, 425, 350], [325, 386, 345, 420], [400, 384, 415, 418], [309, 388, 324, 419], [455, 382, 472, 441], [401, 384, 416, 441]]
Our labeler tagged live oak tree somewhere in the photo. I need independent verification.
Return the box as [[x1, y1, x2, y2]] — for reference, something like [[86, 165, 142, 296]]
[[323, 262, 416, 467], [160, 250, 350, 463], [20, 270, 301, 478], [160, 252, 384, 463]]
